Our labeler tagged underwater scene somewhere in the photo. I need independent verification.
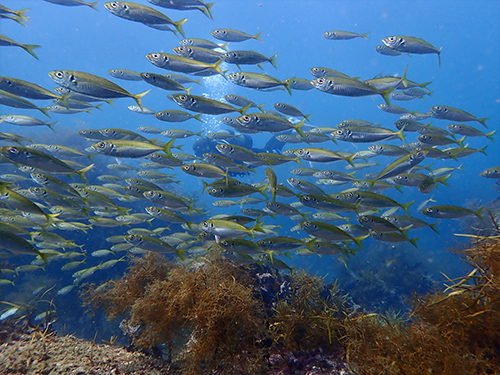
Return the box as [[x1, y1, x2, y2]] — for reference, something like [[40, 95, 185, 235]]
[[0, 1, 499, 374]]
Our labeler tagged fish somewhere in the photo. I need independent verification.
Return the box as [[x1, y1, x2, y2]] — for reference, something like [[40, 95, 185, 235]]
[[0, 115, 56, 131], [104, 1, 188, 37], [311, 76, 393, 105], [211, 28, 262, 42], [108, 68, 143, 81], [480, 167, 499, 179], [223, 50, 278, 69], [43, 0, 98, 11], [0, 90, 50, 117], [430, 105, 488, 128], [169, 93, 250, 115], [145, 52, 223, 76], [155, 109, 202, 122], [0, 33, 40, 59], [299, 221, 365, 249], [141, 72, 189, 92], [0, 76, 63, 100], [446, 123, 496, 141], [375, 45, 402, 56], [179, 38, 226, 50], [332, 126, 405, 143], [173, 46, 223, 64], [371, 151, 428, 182], [0, 228, 47, 263], [147, 0, 214, 20], [228, 72, 292, 95], [235, 113, 306, 138], [90, 139, 175, 158], [48, 70, 150, 109], [323, 30, 369, 40], [273, 103, 310, 121], [421, 205, 483, 219], [382, 35, 442, 67], [265, 167, 277, 203], [282, 78, 313, 91]]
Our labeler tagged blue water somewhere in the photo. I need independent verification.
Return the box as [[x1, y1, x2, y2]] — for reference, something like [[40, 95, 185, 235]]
[[1, 0, 499, 340]]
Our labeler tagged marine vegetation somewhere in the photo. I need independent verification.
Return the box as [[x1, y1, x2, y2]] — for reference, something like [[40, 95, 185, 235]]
[[82, 234, 500, 375]]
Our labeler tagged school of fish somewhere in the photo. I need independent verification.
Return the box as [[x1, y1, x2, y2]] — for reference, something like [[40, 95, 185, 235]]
[[0, 0, 498, 316]]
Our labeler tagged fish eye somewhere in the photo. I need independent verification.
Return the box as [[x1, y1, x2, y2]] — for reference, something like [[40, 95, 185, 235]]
[[55, 71, 64, 78], [317, 78, 324, 84], [97, 142, 106, 149], [8, 147, 19, 154], [303, 196, 310, 201]]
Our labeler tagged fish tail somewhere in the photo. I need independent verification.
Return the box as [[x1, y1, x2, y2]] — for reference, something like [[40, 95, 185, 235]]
[[352, 236, 366, 251], [39, 106, 51, 118], [193, 114, 204, 123], [174, 18, 188, 39], [162, 138, 176, 158], [457, 135, 466, 147], [437, 174, 451, 187], [419, 81, 433, 89], [16, 9, 31, 22], [380, 88, 394, 106], [176, 249, 187, 261], [409, 238, 419, 248], [438, 47, 443, 68], [486, 130, 496, 142], [238, 103, 252, 115], [401, 65, 409, 88], [76, 163, 94, 183], [21, 44, 40, 60], [360, 32, 370, 39], [478, 118, 489, 128], [257, 185, 268, 199], [219, 42, 229, 51], [294, 119, 307, 141], [269, 53, 278, 69], [210, 59, 225, 77], [184, 86, 192, 95], [253, 32, 263, 41], [88, 2, 99, 11], [284, 78, 293, 96], [401, 200, 414, 216], [395, 126, 406, 143], [202, 180, 210, 193], [204, 3, 215, 21], [429, 222, 440, 234], [478, 146, 488, 155], [133, 89, 151, 111], [105, 99, 115, 107]]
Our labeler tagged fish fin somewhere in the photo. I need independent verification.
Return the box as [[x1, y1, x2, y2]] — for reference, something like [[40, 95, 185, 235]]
[[204, 2, 215, 20], [257, 63, 264, 71], [485, 130, 496, 142], [284, 78, 293, 96], [401, 65, 409, 88], [429, 222, 440, 234], [39, 107, 51, 118], [401, 200, 414, 216], [478, 118, 489, 128], [210, 59, 225, 77], [380, 87, 394, 106], [76, 163, 94, 184], [133, 89, 151, 111], [253, 32, 263, 41], [88, 2, 99, 11], [174, 18, 188, 39], [294, 119, 307, 141], [21, 44, 40, 60], [269, 53, 278, 69]]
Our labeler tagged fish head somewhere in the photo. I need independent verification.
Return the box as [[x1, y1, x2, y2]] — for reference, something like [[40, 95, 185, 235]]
[[228, 72, 245, 85], [146, 53, 168, 67], [215, 143, 232, 155], [382, 36, 404, 49], [30, 173, 49, 186], [421, 207, 439, 217], [430, 105, 448, 116], [48, 70, 73, 88], [221, 117, 236, 125], [223, 51, 239, 63], [0, 77, 13, 90], [236, 114, 256, 126], [124, 234, 142, 246], [170, 93, 194, 108], [104, 1, 128, 16], [311, 77, 333, 92], [323, 31, 337, 39], [309, 67, 327, 77], [207, 187, 224, 197], [91, 141, 114, 155], [179, 39, 194, 46], [211, 29, 227, 39], [173, 46, 191, 58], [331, 128, 350, 141]]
